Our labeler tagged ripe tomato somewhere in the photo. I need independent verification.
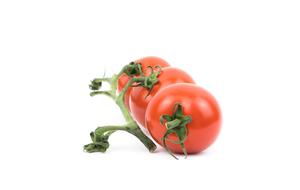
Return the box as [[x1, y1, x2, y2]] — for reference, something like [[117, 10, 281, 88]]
[[117, 56, 170, 109], [145, 83, 221, 154], [129, 67, 195, 127]]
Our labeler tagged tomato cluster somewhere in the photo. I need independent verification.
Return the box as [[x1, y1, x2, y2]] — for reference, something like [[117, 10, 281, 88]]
[[117, 56, 222, 156]]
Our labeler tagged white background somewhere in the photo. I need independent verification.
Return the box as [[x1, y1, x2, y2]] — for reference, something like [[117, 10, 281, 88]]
[[0, 0, 300, 189]]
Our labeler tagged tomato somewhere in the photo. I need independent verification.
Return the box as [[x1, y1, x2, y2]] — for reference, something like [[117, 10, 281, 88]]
[[145, 83, 221, 154], [117, 56, 170, 109], [129, 67, 195, 127]]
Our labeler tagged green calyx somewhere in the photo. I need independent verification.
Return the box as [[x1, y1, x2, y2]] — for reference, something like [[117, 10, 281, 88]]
[[123, 62, 143, 76], [132, 66, 162, 98], [160, 103, 192, 159], [121, 62, 162, 99]]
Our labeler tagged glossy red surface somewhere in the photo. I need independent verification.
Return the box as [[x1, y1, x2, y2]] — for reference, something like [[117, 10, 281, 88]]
[[145, 83, 222, 154], [117, 56, 170, 110], [130, 67, 195, 127]]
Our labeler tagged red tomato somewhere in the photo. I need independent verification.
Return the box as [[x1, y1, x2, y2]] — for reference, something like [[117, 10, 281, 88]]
[[145, 83, 221, 154], [117, 56, 170, 109], [129, 67, 195, 127]]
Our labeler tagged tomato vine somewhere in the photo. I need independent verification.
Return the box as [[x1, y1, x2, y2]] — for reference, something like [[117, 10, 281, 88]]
[[84, 63, 158, 153]]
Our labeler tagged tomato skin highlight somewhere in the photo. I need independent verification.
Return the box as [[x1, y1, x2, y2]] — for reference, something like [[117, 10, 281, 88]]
[[117, 56, 170, 110], [129, 67, 195, 127], [145, 83, 222, 154]]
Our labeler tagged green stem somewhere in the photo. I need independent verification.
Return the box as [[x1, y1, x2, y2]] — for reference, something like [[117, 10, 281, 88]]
[[116, 77, 145, 123], [128, 126, 156, 152], [95, 124, 156, 152], [85, 68, 156, 153], [114, 76, 156, 151], [90, 91, 113, 98], [93, 77, 112, 83]]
